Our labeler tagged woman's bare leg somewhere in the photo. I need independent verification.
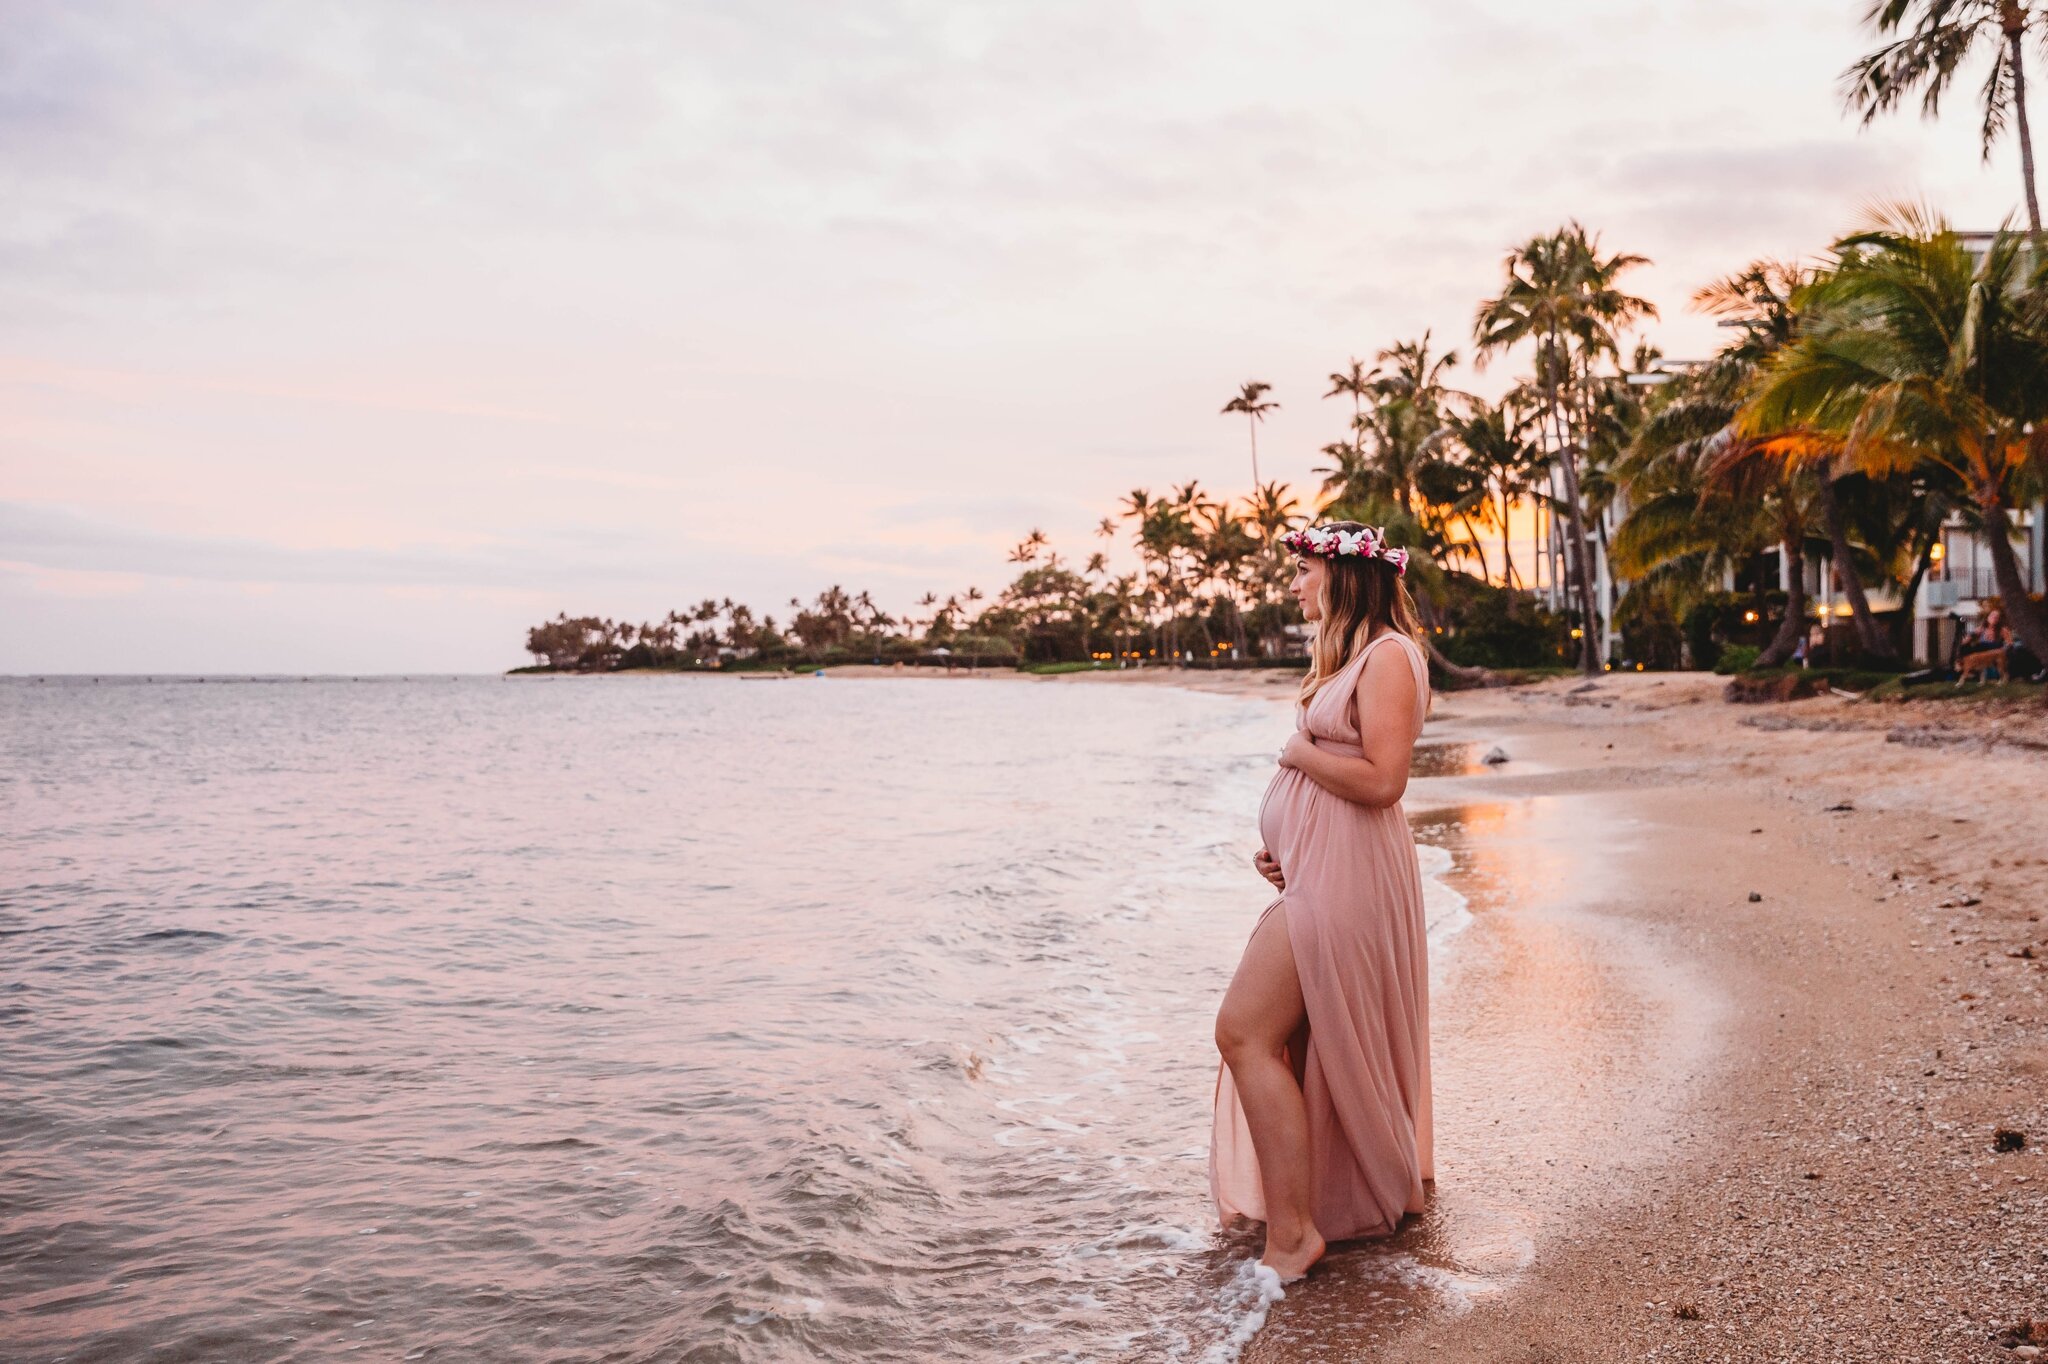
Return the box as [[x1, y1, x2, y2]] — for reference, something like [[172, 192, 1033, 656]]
[[1214, 908, 1326, 1280]]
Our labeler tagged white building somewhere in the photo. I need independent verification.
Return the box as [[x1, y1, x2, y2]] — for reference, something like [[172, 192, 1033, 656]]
[[1524, 465, 2044, 667]]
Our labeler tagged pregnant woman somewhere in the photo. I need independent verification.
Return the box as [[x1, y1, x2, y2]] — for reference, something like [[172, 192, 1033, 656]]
[[1209, 521, 1434, 1282]]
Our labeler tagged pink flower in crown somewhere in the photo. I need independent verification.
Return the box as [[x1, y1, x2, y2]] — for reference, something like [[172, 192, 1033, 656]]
[[1384, 547, 1410, 575]]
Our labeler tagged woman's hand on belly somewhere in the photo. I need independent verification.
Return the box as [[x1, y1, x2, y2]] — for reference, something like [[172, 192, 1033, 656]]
[[1277, 735, 1407, 808], [1252, 847, 1285, 891]]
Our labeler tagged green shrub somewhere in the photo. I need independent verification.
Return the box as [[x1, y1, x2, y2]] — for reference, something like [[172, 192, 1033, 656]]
[[1021, 660, 1112, 675], [1434, 577, 1576, 669], [1714, 644, 1761, 675]]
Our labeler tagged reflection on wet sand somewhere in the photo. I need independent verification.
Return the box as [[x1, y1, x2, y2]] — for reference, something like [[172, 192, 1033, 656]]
[[1408, 740, 1490, 779], [1239, 792, 1721, 1362], [1408, 739, 1546, 781]]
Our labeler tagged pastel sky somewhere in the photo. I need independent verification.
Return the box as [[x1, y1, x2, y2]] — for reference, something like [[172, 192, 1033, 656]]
[[1, 0, 2030, 673]]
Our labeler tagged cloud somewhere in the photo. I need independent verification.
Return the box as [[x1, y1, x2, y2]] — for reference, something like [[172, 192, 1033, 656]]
[[0, 499, 751, 593]]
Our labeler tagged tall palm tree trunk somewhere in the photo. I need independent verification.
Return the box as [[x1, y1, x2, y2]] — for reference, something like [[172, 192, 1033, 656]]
[[1542, 328, 1604, 671], [1460, 513, 1492, 581], [1981, 489, 2048, 665], [1247, 417, 1262, 488], [2008, 10, 2044, 236], [1894, 532, 1938, 658], [1498, 485, 1519, 590], [1544, 371, 1603, 672], [1813, 468, 1894, 657], [1756, 532, 1810, 666]]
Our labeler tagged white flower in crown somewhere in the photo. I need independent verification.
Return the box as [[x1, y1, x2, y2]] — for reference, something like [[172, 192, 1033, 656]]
[[1334, 529, 1372, 557], [1306, 527, 1334, 552], [1384, 547, 1410, 575]]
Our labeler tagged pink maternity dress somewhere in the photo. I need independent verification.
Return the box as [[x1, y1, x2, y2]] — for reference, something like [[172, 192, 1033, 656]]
[[1209, 629, 1434, 1242]]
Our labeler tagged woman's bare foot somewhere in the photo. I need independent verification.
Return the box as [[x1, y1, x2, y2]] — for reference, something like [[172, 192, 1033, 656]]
[[1259, 1226, 1326, 1283]]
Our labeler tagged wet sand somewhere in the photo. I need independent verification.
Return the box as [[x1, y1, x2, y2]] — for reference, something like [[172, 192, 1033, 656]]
[[1075, 668, 2048, 1362]]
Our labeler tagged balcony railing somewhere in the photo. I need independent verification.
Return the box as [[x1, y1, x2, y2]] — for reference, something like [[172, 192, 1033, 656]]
[[1929, 566, 2004, 602]]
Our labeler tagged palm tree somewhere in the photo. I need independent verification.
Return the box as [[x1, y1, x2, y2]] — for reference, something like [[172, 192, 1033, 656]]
[[1567, 225, 1660, 482], [1340, 395, 1443, 522], [1325, 359, 1374, 453], [1474, 224, 1658, 672], [1103, 573, 1144, 664], [1360, 332, 1468, 518], [1611, 417, 1795, 662], [1372, 332, 1464, 409], [1696, 260, 1899, 658], [1745, 204, 2048, 666], [1617, 344, 1822, 666], [1444, 397, 1543, 589], [1193, 499, 1258, 657], [1474, 229, 1609, 671], [1009, 528, 1049, 565], [1221, 381, 1280, 486], [1241, 481, 1304, 656], [1416, 450, 1494, 580], [1842, 0, 2046, 236]]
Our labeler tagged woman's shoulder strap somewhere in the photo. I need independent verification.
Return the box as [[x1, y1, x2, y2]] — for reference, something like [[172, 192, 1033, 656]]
[[1359, 630, 1430, 700], [1357, 629, 1422, 663]]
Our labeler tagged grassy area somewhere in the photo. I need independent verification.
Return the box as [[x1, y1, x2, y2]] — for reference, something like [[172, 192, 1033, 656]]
[[1736, 665, 1905, 693], [1020, 660, 1118, 675], [1859, 676, 2045, 704]]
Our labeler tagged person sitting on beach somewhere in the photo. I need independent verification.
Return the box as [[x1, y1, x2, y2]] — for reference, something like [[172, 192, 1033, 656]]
[[1956, 608, 2011, 685], [1209, 521, 1434, 1285], [1958, 608, 2004, 653]]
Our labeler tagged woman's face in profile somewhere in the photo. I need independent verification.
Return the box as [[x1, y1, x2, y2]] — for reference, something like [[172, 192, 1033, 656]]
[[1291, 556, 1325, 622]]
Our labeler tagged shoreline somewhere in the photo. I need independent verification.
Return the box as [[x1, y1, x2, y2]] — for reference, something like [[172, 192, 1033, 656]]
[[1202, 671, 2045, 1361], [1039, 665, 2042, 1358]]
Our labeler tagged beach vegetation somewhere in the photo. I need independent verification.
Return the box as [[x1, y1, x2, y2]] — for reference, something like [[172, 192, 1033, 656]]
[[1713, 645, 1765, 675], [1474, 223, 1658, 675], [1743, 206, 2048, 668]]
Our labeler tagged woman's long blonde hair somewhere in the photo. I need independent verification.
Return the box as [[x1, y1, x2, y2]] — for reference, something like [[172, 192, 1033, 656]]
[[1297, 521, 1427, 706]]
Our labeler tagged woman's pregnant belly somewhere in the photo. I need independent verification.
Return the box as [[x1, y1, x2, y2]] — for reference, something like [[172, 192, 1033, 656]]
[[1257, 766, 1313, 860]]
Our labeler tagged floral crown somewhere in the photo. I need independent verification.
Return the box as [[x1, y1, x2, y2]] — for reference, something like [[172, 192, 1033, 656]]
[[1279, 524, 1410, 576]]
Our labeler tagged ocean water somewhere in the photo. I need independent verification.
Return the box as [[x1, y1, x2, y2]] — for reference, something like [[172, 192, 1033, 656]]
[[0, 674, 1468, 1363]]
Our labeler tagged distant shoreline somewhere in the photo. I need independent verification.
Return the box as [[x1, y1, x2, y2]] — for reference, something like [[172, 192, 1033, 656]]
[[503, 660, 1313, 683]]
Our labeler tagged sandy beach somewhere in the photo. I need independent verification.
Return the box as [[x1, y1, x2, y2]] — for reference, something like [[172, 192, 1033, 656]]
[[1068, 667, 2048, 1362]]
